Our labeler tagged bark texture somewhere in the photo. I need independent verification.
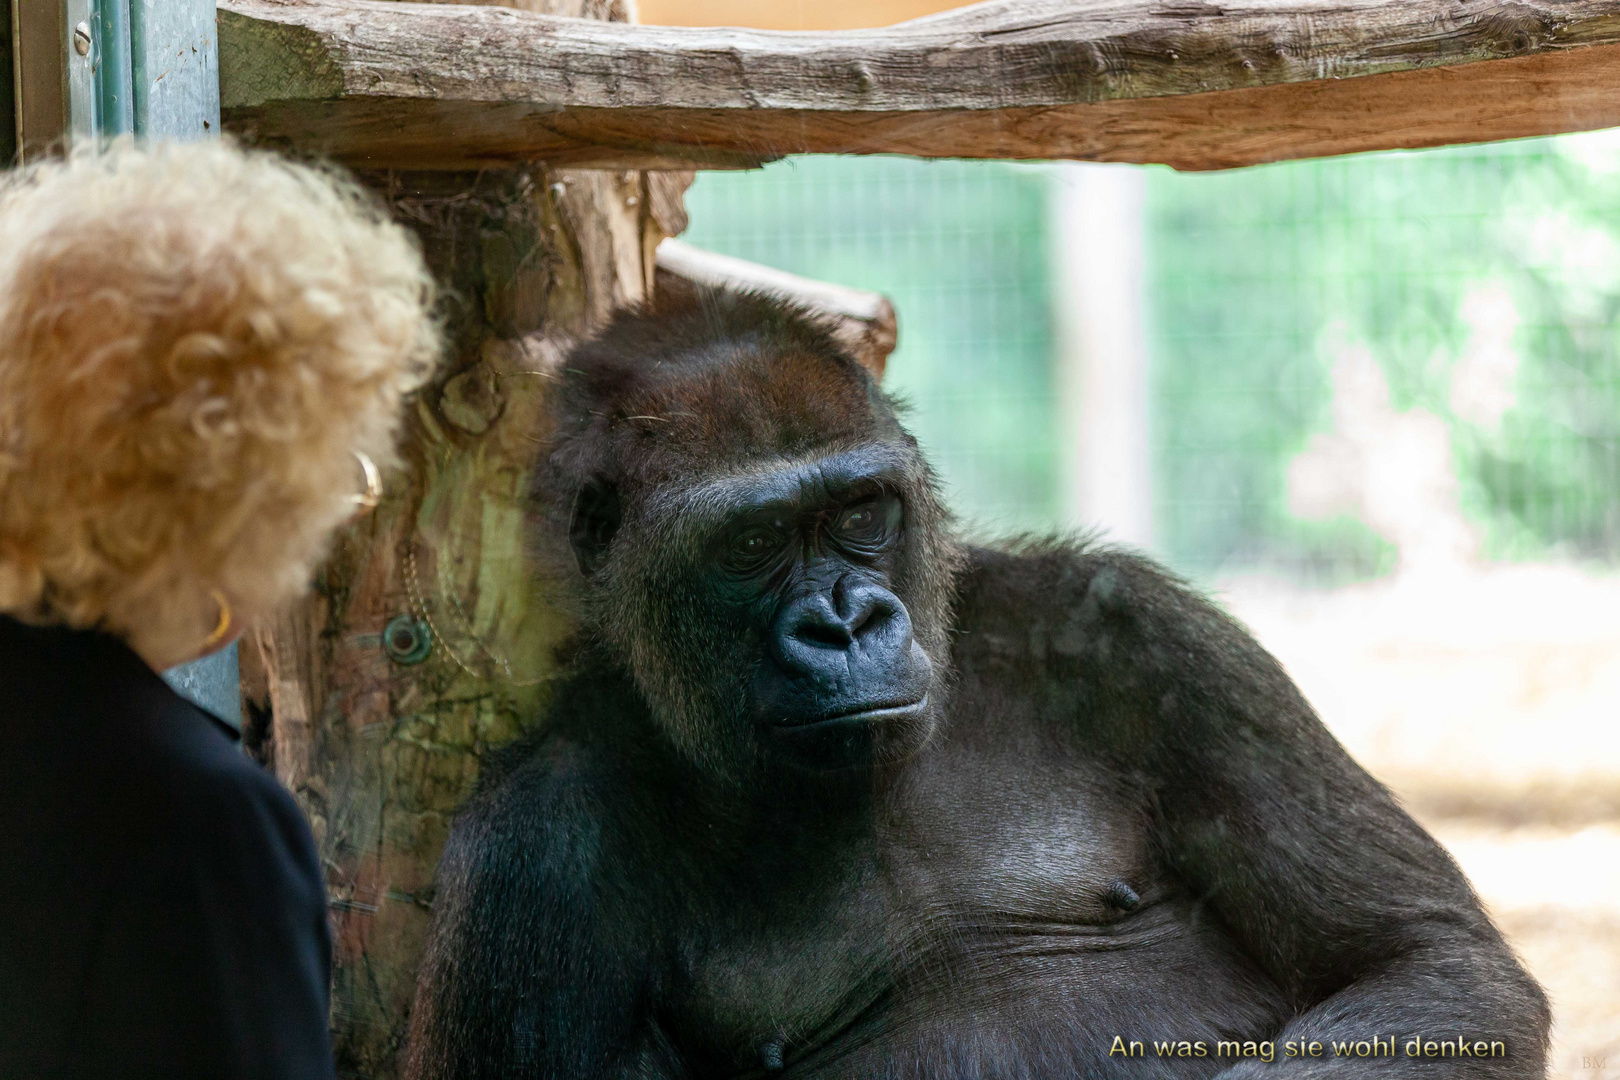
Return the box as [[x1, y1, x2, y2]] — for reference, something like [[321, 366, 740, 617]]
[[240, 6, 680, 1076], [217, 0, 1620, 170], [251, 162, 665, 1078]]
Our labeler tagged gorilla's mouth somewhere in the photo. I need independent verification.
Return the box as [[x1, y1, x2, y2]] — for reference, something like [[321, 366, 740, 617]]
[[774, 694, 929, 730]]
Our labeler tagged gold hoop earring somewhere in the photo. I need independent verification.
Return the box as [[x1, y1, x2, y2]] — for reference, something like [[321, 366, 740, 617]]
[[199, 589, 232, 652], [349, 450, 382, 512]]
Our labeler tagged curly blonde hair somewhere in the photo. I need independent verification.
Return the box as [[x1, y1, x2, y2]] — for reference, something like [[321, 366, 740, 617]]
[[0, 140, 439, 667]]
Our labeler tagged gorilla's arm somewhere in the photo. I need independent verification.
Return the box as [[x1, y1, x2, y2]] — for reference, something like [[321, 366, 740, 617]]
[[991, 545, 1550, 1078], [403, 743, 683, 1080]]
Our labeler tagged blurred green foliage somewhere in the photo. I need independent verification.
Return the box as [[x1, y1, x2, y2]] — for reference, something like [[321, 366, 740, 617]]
[[1153, 132, 1620, 577]]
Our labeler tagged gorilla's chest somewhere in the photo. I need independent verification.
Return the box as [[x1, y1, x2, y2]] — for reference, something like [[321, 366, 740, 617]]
[[669, 719, 1171, 1073], [885, 716, 1156, 924]]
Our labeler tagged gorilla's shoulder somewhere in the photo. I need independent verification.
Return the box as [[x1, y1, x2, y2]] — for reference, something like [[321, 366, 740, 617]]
[[470, 668, 653, 801], [444, 675, 675, 890], [957, 537, 1177, 611], [955, 538, 1217, 655], [448, 732, 615, 868], [952, 538, 1298, 719]]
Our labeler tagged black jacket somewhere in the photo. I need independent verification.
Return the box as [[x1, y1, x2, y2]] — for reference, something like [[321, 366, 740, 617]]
[[0, 616, 335, 1080]]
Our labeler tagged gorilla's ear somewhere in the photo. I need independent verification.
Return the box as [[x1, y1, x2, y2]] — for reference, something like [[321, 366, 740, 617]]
[[569, 476, 622, 575]]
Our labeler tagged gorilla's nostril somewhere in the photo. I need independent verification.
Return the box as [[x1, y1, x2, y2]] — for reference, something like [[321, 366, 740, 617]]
[[782, 592, 856, 651], [848, 609, 879, 640], [835, 577, 899, 639], [851, 593, 902, 641], [797, 619, 853, 649]]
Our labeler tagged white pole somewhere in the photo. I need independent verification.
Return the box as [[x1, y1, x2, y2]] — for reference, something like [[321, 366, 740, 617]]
[[1051, 163, 1154, 550]]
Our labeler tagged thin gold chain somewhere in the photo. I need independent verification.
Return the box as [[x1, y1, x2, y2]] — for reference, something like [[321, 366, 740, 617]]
[[402, 544, 547, 686]]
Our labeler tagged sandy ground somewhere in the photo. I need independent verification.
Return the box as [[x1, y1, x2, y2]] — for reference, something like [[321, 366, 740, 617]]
[[1436, 826, 1620, 1078], [1224, 565, 1620, 1079]]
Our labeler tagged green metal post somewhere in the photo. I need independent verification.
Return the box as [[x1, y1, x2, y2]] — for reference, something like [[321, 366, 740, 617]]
[[92, 0, 131, 135], [129, 0, 218, 140]]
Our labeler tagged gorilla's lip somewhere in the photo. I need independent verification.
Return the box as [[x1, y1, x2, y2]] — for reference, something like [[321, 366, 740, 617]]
[[774, 695, 929, 729]]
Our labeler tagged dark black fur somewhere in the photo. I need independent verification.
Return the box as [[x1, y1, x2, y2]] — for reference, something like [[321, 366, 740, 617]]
[[405, 291, 1550, 1079]]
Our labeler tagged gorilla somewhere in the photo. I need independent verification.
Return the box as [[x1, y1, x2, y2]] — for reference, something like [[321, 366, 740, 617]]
[[404, 291, 1549, 1079]]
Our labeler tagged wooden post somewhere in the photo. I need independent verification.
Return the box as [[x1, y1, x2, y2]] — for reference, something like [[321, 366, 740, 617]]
[[13, 2, 72, 158], [237, 5, 685, 1072]]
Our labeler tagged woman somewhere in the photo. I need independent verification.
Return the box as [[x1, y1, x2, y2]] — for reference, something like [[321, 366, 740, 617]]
[[0, 142, 439, 1078]]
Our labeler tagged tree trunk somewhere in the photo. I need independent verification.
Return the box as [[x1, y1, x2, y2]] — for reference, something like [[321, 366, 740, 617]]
[[242, 5, 689, 1074]]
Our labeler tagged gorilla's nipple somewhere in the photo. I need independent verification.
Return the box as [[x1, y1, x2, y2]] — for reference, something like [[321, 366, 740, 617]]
[[1104, 880, 1141, 912], [760, 1035, 785, 1071]]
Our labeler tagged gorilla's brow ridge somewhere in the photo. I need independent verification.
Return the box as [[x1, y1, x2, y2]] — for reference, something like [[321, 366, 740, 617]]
[[643, 445, 915, 533]]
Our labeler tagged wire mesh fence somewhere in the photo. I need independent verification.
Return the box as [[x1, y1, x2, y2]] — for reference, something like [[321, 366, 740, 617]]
[[1152, 134, 1620, 581]]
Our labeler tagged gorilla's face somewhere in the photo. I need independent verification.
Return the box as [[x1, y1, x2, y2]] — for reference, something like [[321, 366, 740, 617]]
[[710, 448, 937, 770], [545, 292, 962, 781], [570, 442, 949, 776]]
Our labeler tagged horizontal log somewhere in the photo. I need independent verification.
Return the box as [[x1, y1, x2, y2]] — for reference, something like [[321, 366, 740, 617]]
[[219, 0, 1620, 171], [654, 239, 897, 379]]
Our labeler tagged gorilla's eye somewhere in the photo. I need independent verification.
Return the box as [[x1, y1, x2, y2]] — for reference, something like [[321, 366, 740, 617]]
[[831, 495, 900, 549], [841, 506, 875, 532], [727, 524, 785, 568]]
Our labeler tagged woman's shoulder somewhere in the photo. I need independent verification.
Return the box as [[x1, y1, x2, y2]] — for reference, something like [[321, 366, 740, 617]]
[[117, 683, 320, 886], [0, 617, 316, 876]]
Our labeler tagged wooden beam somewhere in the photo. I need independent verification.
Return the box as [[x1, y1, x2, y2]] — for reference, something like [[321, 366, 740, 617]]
[[638, 0, 964, 32], [219, 0, 1620, 171], [655, 239, 898, 380]]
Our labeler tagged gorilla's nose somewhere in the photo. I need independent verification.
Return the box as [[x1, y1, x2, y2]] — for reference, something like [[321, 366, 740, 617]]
[[758, 574, 933, 736], [774, 575, 912, 677]]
